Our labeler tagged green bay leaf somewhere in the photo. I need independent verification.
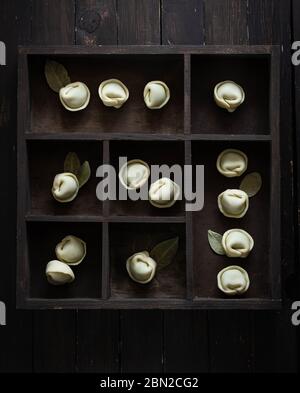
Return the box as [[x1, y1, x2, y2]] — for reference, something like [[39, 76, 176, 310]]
[[77, 161, 91, 188], [208, 230, 225, 255], [239, 172, 262, 197], [64, 152, 81, 175], [150, 237, 179, 271], [45, 60, 71, 93]]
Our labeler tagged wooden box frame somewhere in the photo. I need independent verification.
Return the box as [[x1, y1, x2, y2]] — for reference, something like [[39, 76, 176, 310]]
[[17, 45, 280, 309]]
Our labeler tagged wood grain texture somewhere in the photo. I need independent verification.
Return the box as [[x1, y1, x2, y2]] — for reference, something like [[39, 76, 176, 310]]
[[76, 0, 117, 45], [32, 0, 75, 44], [202, 0, 253, 373], [248, 0, 298, 373], [117, 0, 164, 373], [75, 0, 119, 374], [0, 0, 33, 372], [162, 0, 204, 45], [30, 0, 77, 374], [248, 0, 280, 44], [120, 310, 163, 372], [77, 311, 119, 372], [117, 0, 160, 44], [33, 311, 76, 372], [209, 311, 252, 372], [251, 310, 298, 373], [292, 0, 300, 313], [164, 311, 209, 372], [203, 0, 248, 45]]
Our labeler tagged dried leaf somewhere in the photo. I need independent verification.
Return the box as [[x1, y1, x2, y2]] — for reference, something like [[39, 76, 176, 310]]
[[64, 152, 81, 175], [239, 172, 262, 197], [150, 237, 179, 271], [208, 230, 225, 255], [45, 60, 71, 93], [77, 161, 91, 188]]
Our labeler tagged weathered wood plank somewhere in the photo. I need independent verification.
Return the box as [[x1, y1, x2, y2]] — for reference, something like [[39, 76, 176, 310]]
[[249, 0, 298, 372], [0, 0, 33, 372], [76, 0, 117, 45], [203, 0, 248, 45], [117, 1, 163, 372], [31, 0, 77, 373], [120, 311, 163, 372], [292, 0, 300, 304], [77, 311, 120, 372], [117, 0, 160, 44], [251, 310, 298, 372], [75, 0, 120, 373], [248, 0, 280, 44], [164, 311, 209, 372], [162, 0, 209, 373], [203, 0, 252, 373], [32, 0, 75, 44], [33, 311, 76, 372], [209, 311, 252, 372], [162, 0, 204, 45]]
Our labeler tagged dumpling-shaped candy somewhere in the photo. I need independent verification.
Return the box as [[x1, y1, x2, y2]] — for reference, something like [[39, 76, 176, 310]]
[[222, 229, 254, 258], [46, 260, 75, 285], [52, 172, 79, 203], [214, 80, 245, 112], [126, 251, 157, 284], [55, 235, 86, 266], [59, 82, 90, 111], [218, 189, 249, 218], [149, 177, 180, 208], [216, 149, 248, 177], [119, 159, 150, 190], [144, 81, 170, 109], [98, 79, 129, 108], [217, 265, 250, 295]]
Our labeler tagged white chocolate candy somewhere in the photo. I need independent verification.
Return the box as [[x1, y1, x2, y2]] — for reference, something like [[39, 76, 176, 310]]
[[46, 260, 75, 285], [119, 159, 150, 190], [218, 189, 249, 218], [144, 81, 170, 109], [59, 82, 90, 111], [126, 251, 157, 284], [222, 229, 254, 258], [216, 149, 248, 177], [217, 265, 250, 295], [52, 172, 79, 203], [149, 177, 180, 208], [55, 235, 86, 266], [98, 79, 129, 108], [214, 80, 245, 112]]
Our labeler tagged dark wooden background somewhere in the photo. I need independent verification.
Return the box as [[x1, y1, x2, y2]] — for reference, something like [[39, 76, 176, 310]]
[[0, 0, 299, 373]]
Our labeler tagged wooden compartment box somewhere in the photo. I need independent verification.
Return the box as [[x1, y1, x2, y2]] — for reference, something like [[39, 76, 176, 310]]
[[17, 46, 280, 309]]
